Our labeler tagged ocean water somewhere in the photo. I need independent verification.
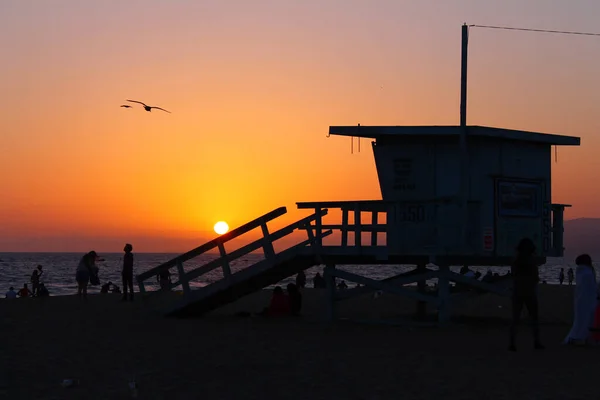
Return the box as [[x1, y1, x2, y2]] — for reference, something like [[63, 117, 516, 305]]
[[0, 252, 578, 297]]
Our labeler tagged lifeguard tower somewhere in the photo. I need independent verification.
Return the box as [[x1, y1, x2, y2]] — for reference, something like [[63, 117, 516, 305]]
[[136, 25, 581, 324]]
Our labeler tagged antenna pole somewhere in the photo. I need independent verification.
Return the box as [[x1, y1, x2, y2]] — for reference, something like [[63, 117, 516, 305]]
[[459, 23, 469, 253], [460, 23, 468, 126]]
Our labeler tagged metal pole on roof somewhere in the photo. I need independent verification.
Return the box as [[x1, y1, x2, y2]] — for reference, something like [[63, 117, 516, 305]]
[[459, 23, 469, 253], [460, 23, 468, 126]]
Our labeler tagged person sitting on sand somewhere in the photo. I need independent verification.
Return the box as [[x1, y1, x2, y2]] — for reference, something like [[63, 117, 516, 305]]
[[101, 281, 113, 294], [337, 280, 348, 290], [287, 283, 302, 316], [30, 265, 43, 296], [482, 270, 494, 283], [508, 238, 544, 351], [265, 286, 290, 317], [564, 254, 597, 346], [37, 283, 49, 297], [5, 286, 17, 299], [17, 284, 31, 298]]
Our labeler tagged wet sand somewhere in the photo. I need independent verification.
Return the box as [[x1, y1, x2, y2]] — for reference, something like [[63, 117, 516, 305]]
[[1, 284, 596, 400]]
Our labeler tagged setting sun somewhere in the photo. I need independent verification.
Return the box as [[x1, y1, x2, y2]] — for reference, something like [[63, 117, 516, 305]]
[[214, 221, 229, 235]]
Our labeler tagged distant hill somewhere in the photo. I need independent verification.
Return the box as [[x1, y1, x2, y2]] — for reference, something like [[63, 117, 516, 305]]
[[563, 218, 600, 259]]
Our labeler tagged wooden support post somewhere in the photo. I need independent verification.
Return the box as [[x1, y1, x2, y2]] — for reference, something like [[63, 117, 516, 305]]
[[416, 264, 427, 319], [437, 264, 451, 323], [341, 208, 349, 247], [176, 261, 191, 296], [314, 207, 323, 247], [371, 211, 378, 246], [354, 204, 362, 247], [324, 264, 337, 321], [217, 242, 232, 279], [260, 222, 276, 260]]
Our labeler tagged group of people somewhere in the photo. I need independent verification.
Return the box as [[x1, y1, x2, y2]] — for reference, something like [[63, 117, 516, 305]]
[[509, 237, 600, 350], [558, 267, 575, 285], [76, 244, 135, 301], [262, 283, 302, 317], [4, 265, 50, 299]]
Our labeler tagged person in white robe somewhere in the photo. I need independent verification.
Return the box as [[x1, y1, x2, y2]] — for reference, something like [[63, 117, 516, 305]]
[[564, 254, 597, 345]]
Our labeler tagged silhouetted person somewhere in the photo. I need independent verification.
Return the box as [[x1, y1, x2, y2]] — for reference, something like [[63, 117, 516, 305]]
[[76, 251, 97, 299], [287, 283, 302, 316], [30, 265, 43, 296], [482, 270, 493, 283], [559, 268, 565, 285], [296, 271, 306, 289], [313, 273, 326, 288], [122, 243, 134, 301], [568, 267, 574, 285], [337, 280, 348, 290], [37, 283, 49, 297], [158, 269, 172, 291], [101, 281, 113, 294], [509, 238, 544, 351], [18, 284, 31, 298], [5, 287, 17, 299], [264, 286, 290, 317]]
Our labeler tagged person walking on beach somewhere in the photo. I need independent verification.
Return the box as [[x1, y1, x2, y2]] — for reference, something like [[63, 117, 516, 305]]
[[508, 238, 544, 351], [559, 268, 565, 285], [122, 243, 134, 301], [564, 254, 597, 346], [30, 265, 43, 296], [76, 251, 98, 299], [568, 267, 574, 285]]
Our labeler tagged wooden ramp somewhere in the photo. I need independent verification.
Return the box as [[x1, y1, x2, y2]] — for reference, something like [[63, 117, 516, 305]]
[[136, 206, 330, 318]]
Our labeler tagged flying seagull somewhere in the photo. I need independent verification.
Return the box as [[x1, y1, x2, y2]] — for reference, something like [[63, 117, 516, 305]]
[[120, 105, 132, 108], [126, 100, 171, 113]]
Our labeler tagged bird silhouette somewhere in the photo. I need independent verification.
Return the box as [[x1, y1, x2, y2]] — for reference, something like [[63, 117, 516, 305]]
[[120, 105, 132, 108], [126, 100, 171, 113]]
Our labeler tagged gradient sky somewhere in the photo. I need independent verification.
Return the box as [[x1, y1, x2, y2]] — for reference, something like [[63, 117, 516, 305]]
[[1, 0, 599, 252]]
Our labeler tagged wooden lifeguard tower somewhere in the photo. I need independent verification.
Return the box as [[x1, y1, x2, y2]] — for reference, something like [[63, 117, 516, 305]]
[[136, 25, 581, 324]]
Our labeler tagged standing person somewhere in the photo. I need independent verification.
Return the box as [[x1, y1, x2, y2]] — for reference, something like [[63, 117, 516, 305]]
[[122, 243, 134, 301], [30, 265, 43, 296], [157, 269, 172, 291], [508, 238, 544, 351], [295, 271, 306, 289], [568, 267, 575, 285], [76, 251, 97, 299], [559, 268, 565, 285], [564, 254, 597, 345]]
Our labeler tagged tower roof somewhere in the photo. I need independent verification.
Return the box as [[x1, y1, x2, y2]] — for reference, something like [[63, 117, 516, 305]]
[[328, 125, 580, 146]]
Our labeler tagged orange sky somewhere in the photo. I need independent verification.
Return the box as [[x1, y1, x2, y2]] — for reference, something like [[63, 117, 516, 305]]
[[1, 0, 599, 252]]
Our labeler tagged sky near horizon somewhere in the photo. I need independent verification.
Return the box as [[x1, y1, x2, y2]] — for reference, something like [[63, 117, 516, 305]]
[[1, 0, 600, 252]]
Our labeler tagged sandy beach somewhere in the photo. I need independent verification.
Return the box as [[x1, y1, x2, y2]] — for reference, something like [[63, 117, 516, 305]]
[[1, 284, 597, 400]]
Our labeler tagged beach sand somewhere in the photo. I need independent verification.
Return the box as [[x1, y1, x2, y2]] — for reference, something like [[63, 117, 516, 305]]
[[1, 284, 597, 400]]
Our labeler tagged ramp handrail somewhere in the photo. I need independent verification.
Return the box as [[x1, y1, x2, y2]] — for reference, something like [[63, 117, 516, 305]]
[[166, 208, 329, 290], [136, 206, 287, 282]]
